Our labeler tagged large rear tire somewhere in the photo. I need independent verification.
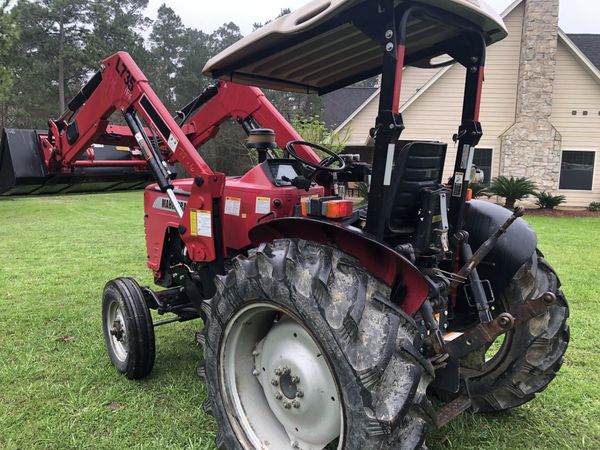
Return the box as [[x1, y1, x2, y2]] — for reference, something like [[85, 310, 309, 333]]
[[461, 251, 570, 412], [198, 239, 434, 449]]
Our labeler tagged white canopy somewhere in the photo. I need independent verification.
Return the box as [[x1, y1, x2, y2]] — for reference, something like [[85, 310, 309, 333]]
[[203, 0, 507, 94]]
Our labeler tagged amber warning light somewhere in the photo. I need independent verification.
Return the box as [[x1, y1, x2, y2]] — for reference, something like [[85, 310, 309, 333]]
[[301, 196, 354, 219]]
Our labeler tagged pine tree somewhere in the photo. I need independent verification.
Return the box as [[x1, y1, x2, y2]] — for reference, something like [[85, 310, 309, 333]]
[[174, 27, 212, 107], [8, 0, 89, 127], [148, 4, 185, 111], [85, 0, 151, 69]]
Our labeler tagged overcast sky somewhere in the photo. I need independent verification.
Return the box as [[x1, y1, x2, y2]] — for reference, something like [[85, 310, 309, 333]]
[[147, 0, 599, 35]]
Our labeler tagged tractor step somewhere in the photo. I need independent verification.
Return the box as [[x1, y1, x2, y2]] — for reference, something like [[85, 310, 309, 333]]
[[436, 396, 472, 428]]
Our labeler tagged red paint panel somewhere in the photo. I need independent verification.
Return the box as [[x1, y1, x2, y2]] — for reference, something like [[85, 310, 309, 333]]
[[392, 45, 406, 114]]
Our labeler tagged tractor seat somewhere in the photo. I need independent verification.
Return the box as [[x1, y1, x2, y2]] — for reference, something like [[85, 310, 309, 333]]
[[385, 141, 447, 237]]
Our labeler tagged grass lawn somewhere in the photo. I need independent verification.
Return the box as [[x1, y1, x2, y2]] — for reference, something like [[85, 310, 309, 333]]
[[0, 192, 598, 450]]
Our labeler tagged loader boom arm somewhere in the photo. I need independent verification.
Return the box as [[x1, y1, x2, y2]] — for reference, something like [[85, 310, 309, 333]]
[[47, 52, 322, 181], [38, 51, 324, 264], [179, 81, 321, 165]]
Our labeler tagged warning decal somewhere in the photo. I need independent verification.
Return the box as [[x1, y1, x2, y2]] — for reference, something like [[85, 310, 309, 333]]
[[452, 172, 464, 198], [167, 133, 179, 152], [190, 209, 212, 238], [224, 197, 241, 216], [255, 197, 271, 214]]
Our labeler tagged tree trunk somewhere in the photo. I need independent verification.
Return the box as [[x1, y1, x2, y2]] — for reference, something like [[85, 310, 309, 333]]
[[58, 16, 65, 112], [505, 198, 516, 209]]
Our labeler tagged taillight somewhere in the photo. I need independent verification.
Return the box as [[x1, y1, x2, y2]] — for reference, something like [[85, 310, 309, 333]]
[[300, 197, 354, 220], [323, 200, 354, 219]]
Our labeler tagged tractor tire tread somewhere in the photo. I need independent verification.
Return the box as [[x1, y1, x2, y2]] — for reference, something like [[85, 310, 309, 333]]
[[199, 239, 434, 449], [467, 251, 570, 412]]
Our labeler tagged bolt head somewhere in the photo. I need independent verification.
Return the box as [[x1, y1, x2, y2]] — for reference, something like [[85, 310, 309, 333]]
[[252, 369, 260, 376], [386, 42, 394, 52], [385, 29, 394, 39], [543, 293, 555, 305], [252, 350, 259, 356]]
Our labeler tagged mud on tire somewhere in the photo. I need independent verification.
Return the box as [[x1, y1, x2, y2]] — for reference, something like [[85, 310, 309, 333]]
[[198, 239, 435, 449], [464, 251, 570, 412]]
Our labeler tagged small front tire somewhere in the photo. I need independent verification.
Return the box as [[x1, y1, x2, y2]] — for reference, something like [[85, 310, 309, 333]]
[[102, 277, 156, 380]]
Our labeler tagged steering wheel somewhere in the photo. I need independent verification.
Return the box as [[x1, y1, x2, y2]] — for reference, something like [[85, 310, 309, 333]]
[[285, 141, 347, 173]]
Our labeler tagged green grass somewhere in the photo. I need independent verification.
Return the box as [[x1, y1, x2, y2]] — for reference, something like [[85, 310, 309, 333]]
[[0, 192, 598, 449]]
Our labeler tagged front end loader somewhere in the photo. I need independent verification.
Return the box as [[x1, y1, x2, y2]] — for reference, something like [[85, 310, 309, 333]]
[[0, 0, 569, 448]]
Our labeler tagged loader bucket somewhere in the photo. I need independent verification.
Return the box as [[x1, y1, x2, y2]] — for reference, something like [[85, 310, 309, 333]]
[[0, 128, 156, 196]]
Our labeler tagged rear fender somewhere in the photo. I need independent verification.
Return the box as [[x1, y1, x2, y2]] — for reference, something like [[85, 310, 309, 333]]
[[249, 218, 430, 315], [464, 200, 538, 290]]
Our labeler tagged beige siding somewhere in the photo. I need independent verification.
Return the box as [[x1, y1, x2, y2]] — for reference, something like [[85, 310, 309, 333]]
[[399, 3, 525, 182], [339, 66, 440, 145], [551, 42, 600, 207]]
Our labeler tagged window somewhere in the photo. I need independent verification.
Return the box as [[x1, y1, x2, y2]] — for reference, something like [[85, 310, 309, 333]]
[[473, 148, 493, 184], [560, 151, 596, 191]]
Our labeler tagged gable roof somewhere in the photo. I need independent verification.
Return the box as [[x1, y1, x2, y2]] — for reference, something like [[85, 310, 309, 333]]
[[321, 87, 377, 129], [568, 34, 600, 71], [334, 0, 600, 135]]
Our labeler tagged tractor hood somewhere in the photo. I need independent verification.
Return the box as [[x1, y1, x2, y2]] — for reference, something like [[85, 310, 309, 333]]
[[203, 0, 507, 94]]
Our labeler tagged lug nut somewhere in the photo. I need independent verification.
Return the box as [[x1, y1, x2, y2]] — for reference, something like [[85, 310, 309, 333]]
[[275, 392, 283, 400], [292, 400, 300, 409], [291, 375, 300, 384], [283, 367, 291, 375], [275, 368, 282, 376], [283, 401, 291, 409], [271, 379, 279, 386], [296, 390, 304, 398]]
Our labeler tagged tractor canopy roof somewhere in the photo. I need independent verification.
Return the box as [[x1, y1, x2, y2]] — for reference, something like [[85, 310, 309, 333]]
[[203, 0, 507, 94]]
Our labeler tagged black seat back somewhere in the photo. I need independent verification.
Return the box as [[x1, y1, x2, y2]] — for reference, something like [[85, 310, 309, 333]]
[[385, 141, 447, 236]]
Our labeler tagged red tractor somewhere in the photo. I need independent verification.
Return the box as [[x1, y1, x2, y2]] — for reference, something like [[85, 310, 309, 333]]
[[0, 0, 569, 448]]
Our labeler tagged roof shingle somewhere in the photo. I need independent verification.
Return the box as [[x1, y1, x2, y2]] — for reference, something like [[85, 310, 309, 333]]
[[568, 34, 600, 70]]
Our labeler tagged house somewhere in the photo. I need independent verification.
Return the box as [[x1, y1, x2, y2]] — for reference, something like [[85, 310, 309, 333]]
[[331, 0, 600, 208]]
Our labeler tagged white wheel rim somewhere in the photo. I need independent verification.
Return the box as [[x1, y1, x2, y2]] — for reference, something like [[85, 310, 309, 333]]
[[106, 299, 128, 362], [219, 303, 344, 450]]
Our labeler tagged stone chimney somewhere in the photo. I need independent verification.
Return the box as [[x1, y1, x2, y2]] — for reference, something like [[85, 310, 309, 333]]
[[500, 0, 562, 191]]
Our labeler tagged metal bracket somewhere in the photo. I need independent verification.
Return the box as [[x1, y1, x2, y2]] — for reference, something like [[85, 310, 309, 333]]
[[444, 291, 557, 360], [436, 395, 472, 428]]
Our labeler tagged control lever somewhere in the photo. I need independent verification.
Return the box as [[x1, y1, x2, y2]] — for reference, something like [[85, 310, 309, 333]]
[[282, 175, 312, 191]]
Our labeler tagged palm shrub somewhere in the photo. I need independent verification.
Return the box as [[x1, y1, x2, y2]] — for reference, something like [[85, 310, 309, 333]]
[[488, 176, 537, 209], [589, 202, 600, 212], [535, 191, 566, 210], [469, 183, 490, 198]]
